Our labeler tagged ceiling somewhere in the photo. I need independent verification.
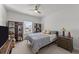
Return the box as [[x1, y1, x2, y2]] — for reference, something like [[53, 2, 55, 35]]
[[4, 4, 79, 18]]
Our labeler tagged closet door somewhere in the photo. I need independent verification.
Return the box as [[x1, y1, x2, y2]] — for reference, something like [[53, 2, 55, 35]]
[[15, 22, 23, 41], [17, 22, 23, 41], [15, 22, 18, 41]]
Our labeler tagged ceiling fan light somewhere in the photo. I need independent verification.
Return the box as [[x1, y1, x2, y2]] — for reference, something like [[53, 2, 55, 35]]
[[34, 10, 38, 13]]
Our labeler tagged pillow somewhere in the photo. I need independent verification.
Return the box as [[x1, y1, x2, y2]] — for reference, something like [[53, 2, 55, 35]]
[[46, 31, 49, 34], [42, 30, 46, 33], [45, 30, 50, 34], [42, 30, 50, 34]]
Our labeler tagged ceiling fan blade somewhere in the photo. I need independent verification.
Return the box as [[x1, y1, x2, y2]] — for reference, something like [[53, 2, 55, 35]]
[[29, 9, 34, 11]]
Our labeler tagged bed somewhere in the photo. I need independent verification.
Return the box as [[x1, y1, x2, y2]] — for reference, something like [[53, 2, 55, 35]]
[[26, 32, 57, 53]]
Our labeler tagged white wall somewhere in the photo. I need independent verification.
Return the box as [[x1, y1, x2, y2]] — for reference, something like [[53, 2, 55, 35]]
[[42, 6, 79, 50], [7, 10, 42, 39], [7, 10, 41, 23], [0, 5, 7, 26]]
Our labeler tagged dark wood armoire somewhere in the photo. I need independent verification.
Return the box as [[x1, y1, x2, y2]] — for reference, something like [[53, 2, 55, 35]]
[[8, 21, 23, 41]]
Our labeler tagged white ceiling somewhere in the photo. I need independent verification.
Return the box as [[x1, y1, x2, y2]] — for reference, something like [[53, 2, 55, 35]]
[[4, 4, 79, 18]]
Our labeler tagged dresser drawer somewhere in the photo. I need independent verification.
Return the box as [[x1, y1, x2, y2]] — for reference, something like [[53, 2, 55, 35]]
[[56, 36, 73, 52]]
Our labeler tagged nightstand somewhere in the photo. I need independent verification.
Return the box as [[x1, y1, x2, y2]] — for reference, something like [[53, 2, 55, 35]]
[[56, 36, 73, 52]]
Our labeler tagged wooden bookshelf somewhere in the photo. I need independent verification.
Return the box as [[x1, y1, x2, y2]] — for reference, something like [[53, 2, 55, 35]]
[[8, 21, 23, 41]]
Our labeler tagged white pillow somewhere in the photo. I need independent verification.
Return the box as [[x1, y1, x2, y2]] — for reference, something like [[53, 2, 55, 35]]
[[42, 30, 46, 33], [42, 30, 50, 34], [45, 30, 50, 34]]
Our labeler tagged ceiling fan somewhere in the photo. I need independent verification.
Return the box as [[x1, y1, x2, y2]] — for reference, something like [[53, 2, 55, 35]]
[[29, 4, 41, 14]]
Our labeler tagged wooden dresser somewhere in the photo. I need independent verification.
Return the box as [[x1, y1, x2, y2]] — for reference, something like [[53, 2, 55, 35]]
[[56, 36, 73, 52], [0, 39, 15, 54]]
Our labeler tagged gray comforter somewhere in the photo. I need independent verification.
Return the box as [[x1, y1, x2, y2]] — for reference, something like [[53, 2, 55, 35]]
[[26, 33, 56, 53]]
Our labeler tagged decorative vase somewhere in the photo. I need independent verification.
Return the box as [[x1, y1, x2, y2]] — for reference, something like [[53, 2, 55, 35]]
[[62, 28, 65, 36], [63, 31, 65, 36], [68, 32, 71, 38]]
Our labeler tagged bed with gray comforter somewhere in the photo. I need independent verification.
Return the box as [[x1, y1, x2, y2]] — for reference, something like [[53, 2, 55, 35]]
[[26, 33, 56, 53]]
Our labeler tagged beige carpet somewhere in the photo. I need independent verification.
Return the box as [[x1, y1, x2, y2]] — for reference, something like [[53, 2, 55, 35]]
[[11, 40, 79, 54]]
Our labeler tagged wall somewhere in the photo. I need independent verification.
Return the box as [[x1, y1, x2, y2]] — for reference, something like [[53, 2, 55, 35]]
[[42, 6, 79, 50], [7, 10, 42, 39], [0, 5, 7, 26], [7, 10, 41, 23]]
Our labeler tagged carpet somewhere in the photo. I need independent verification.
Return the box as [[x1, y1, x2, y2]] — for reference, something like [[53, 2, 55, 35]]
[[11, 40, 79, 54]]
